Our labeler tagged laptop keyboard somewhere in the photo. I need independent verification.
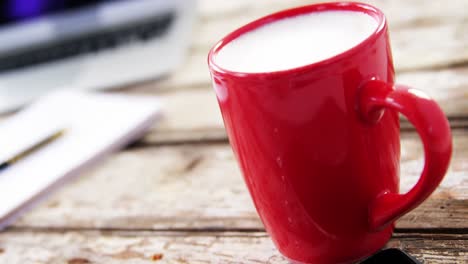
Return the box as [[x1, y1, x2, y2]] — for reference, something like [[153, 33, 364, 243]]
[[0, 12, 175, 72]]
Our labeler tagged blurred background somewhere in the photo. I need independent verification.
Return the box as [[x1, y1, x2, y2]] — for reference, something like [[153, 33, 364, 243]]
[[0, 0, 466, 262]]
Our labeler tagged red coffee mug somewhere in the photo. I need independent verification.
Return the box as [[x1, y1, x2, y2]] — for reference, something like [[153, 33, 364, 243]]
[[208, 2, 452, 263]]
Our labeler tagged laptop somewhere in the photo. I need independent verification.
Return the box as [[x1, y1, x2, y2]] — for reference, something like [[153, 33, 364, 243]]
[[0, 0, 196, 113]]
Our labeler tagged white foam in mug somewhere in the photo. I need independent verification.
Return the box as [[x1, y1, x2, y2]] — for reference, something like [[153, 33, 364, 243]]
[[214, 10, 378, 73]]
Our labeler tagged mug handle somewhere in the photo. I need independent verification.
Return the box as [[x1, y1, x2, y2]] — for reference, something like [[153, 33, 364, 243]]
[[358, 79, 452, 231]]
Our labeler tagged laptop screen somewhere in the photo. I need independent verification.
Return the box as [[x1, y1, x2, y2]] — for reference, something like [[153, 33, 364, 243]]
[[0, 0, 118, 26], [0, 0, 177, 72], [0, 0, 173, 56]]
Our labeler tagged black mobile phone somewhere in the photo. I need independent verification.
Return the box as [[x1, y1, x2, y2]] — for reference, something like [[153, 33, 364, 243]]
[[360, 248, 421, 264]]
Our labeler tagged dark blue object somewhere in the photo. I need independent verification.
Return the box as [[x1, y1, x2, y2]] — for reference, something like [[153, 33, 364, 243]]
[[2, 0, 117, 25]]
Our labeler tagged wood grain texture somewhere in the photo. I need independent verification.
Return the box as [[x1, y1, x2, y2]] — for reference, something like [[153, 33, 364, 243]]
[[12, 131, 467, 230], [0, 231, 466, 264]]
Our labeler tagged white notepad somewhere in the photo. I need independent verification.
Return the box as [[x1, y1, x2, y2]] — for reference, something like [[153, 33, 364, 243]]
[[0, 91, 161, 229]]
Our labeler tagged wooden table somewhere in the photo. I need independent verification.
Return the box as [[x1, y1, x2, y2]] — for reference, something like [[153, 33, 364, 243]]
[[1, 1, 467, 263]]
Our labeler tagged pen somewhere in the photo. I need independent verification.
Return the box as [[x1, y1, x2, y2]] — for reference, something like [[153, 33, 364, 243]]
[[0, 129, 65, 171]]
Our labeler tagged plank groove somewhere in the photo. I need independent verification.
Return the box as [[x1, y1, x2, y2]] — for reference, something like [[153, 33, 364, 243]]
[[0, 231, 465, 264]]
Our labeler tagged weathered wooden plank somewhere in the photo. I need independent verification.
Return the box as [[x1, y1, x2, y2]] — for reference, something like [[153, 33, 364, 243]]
[[390, 22, 468, 72], [397, 67, 468, 119], [136, 66, 468, 144], [155, 89, 222, 138], [0, 231, 466, 264], [13, 131, 468, 230]]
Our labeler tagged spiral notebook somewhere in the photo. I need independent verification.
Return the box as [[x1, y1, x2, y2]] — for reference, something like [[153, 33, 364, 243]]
[[0, 91, 161, 229]]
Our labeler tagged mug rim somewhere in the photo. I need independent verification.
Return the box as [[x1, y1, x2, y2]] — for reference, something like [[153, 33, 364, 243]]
[[207, 2, 387, 78]]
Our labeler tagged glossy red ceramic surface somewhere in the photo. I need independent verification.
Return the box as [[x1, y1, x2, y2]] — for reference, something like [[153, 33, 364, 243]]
[[208, 2, 452, 264]]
